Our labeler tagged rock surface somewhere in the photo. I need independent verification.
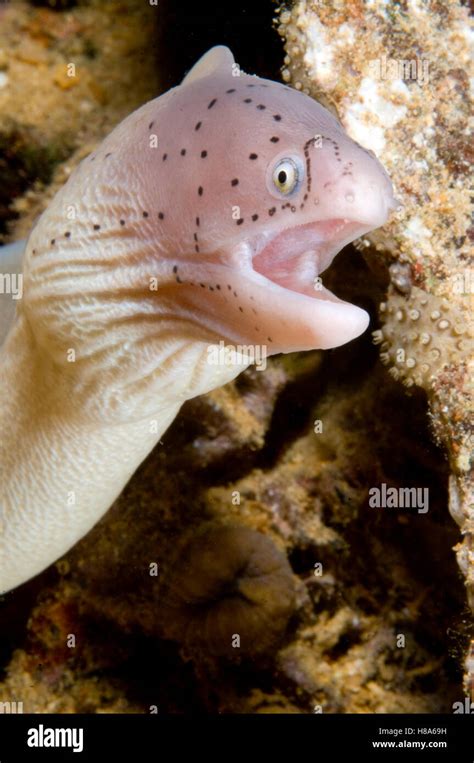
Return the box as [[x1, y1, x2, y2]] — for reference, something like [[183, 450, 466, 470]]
[[277, 0, 473, 698]]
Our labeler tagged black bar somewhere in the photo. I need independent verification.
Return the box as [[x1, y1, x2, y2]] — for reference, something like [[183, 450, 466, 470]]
[[0, 713, 472, 760]]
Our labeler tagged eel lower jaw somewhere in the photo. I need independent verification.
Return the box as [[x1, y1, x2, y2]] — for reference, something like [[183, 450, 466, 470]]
[[176, 218, 377, 353], [218, 217, 375, 353]]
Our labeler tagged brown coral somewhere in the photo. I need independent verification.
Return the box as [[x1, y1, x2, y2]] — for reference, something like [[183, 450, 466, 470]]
[[158, 523, 297, 659], [373, 284, 470, 389]]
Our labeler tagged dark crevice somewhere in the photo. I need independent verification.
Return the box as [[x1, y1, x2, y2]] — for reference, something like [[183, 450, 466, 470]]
[[0, 129, 71, 242], [155, 0, 283, 91], [0, 566, 59, 679]]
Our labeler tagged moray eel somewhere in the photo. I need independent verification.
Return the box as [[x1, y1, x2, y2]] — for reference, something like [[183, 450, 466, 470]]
[[0, 47, 396, 594]]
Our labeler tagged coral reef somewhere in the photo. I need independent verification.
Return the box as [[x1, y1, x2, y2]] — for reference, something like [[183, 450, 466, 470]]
[[373, 282, 470, 390], [0, 0, 161, 243], [277, 0, 473, 696]]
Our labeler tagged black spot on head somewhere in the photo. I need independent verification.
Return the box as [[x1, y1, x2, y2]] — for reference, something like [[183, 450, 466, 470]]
[[158, 212, 164, 220], [120, 219, 125, 226], [267, 337, 273, 343], [239, 306, 244, 312], [246, 84, 255, 88], [249, 153, 258, 160], [244, 98, 252, 103], [51, 239, 55, 245], [231, 178, 239, 186], [201, 150, 208, 158], [195, 244, 200, 253], [268, 207, 276, 216], [198, 186, 203, 196], [195, 121, 202, 131], [270, 136, 279, 143], [142, 211, 149, 218], [208, 98, 217, 109], [193, 233, 198, 241], [105, 152, 112, 158], [195, 216, 200, 226], [216, 284, 221, 290], [173, 265, 178, 273], [32, 249, 36, 254], [227, 284, 232, 290], [180, 148, 186, 156], [256, 104, 266, 110], [148, 121, 154, 130], [209, 286, 214, 291], [251, 214, 259, 221], [236, 218, 244, 225], [162, 153, 167, 161], [200, 283, 206, 288], [273, 114, 282, 121], [226, 88, 236, 93], [64, 231, 71, 238], [93, 224, 100, 230]]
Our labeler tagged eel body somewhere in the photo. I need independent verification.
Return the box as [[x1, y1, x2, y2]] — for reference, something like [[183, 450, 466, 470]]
[[0, 47, 396, 593]]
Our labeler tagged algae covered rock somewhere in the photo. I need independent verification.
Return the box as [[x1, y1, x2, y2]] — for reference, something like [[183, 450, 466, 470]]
[[277, 0, 473, 696]]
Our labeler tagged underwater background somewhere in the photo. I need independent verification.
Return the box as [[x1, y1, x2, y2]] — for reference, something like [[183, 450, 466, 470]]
[[0, 0, 472, 714]]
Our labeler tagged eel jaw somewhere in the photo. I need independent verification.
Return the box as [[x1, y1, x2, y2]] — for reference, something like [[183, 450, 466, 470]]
[[228, 217, 375, 353], [174, 218, 379, 354]]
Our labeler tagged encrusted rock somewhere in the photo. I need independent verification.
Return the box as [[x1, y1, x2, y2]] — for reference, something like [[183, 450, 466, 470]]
[[277, 0, 473, 693]]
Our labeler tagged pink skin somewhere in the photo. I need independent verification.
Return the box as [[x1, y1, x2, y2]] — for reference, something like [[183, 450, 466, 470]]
[[23, 47, 396, 366], [0, 47, 396, 593]]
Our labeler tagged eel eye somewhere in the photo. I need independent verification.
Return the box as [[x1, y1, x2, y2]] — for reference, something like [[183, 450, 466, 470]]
[[270, 157, 302, 196]]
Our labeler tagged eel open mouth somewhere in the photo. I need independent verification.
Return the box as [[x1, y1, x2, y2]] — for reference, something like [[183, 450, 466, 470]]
[[178, 217, 380, 353], [250, 218, 373, 301], [226, 216, 376, 352]]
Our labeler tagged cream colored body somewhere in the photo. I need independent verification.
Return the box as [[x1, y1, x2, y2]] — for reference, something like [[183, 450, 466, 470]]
[[0, 315, 177, 592], [0, 309, 242, 592]]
